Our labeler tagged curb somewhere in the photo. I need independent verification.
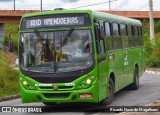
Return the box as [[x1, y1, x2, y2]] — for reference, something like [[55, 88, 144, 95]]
[[145, 100, 160, 106], [0, 95, 21, 102], [145, 70, 160, 76]]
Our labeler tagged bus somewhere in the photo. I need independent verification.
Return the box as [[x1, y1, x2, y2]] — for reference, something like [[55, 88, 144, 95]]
[[19, 9, 145, 106]]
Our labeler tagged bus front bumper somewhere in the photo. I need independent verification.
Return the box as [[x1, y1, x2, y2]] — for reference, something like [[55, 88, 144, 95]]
[[20, 83, 99, 103]]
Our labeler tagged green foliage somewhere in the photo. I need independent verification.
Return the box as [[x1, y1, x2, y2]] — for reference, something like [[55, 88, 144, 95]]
[[142, 19, 160, 67], [154, 20, 160, 33], [4, 23, 19, 50], [144, 33, 153, 57], [142, 19, 149, 35], [144, 35, 160, 67], [0, 52, 18, 89]]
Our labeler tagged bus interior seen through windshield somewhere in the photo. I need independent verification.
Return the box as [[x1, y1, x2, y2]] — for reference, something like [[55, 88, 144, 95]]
[[20, 29, 93, 73]]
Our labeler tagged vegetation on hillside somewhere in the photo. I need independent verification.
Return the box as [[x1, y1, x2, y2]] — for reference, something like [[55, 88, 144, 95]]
[[4, 23, 19, 50], [142, 19, 160, 67], [0, 52, 19, 97]]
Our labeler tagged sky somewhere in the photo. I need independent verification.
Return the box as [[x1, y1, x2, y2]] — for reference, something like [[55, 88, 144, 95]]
[[0, 0, 159, 11]]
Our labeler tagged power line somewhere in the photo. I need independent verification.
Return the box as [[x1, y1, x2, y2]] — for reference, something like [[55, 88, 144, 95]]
[[70, 0, 117, 9]]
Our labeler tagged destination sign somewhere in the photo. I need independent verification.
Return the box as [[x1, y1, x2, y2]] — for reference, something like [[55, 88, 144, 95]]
[[21, 14, 91, 30]]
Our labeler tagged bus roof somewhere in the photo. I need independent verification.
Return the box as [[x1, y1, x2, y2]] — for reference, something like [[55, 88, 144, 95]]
[[22, 9, 141, 26], [93, 11, 141, 26], [22, 9, 92, 18]]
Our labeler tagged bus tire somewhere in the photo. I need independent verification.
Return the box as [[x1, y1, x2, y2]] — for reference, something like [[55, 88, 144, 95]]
[[130, 67, 139, 90], [100, 78, 114, 106], [43, 102, 57, 106]]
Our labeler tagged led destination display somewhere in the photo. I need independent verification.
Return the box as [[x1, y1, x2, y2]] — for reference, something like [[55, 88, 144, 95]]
[[21, 14, 91, 29]]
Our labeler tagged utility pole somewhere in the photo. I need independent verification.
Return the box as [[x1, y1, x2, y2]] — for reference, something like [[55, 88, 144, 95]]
[[109, 0, 111, 10], [149, 0, 155, 39], [14, 0, 15, 10], [40, 0, 42, 12]]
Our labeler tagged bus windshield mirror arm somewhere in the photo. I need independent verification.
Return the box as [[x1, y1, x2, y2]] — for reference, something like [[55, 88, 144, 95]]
[[34, 29, 43, 39], [61, 28, 74, 47]]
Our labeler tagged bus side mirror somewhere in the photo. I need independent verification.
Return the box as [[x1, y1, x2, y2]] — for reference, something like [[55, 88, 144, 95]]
[[99, 27, 105, 40], [9, 40, 14, 52]]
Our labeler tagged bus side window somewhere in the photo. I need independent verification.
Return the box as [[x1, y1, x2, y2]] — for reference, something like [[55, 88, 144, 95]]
[[139, 26, 143, 46], [99, 26, 105, 54], [120, 24, 128, 48], [128, 25, 135, 47], [100, 39, 105, 53], [135, 26, 141, 46], [104, 22, 114, 51], [113, 23, 122, 49]]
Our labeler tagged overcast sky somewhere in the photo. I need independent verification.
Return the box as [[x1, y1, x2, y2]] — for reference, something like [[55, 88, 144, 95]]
[[0, 0, 159, 11]]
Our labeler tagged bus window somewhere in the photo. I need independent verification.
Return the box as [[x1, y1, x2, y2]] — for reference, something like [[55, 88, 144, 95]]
[[104, 22, 114, 51], [135, 26, 141, 46], [113, 23, 120, 36], [113, 23, 122, 49], [99, 26, 105, 54], [104, 22, 111, 36], [139, 26, 143, 46], [128, 25, 135, 47], [120, 24, 128, 48], [100, 39, 105, 53]]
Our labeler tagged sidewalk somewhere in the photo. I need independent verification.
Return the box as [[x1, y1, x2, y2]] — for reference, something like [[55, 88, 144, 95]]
[[146, 68, 160, 72]]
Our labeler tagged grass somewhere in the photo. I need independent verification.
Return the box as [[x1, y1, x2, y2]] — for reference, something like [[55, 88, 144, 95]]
[[0, 79, 19, 98], [0, 52, 19, 98]]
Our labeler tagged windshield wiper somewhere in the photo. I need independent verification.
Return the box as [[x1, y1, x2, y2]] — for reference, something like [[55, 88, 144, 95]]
[[61, 28, 74, 47], [34, 29, 43, 39]]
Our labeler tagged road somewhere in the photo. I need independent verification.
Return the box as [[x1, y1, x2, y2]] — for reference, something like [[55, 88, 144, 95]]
[[0, 72, 160, 114]]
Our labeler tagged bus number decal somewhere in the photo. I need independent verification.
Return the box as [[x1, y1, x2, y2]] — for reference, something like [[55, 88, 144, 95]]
[[65, 83, 75, 86]]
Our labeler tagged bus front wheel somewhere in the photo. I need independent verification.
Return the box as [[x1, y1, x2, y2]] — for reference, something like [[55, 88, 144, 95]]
[[100, 78, 114, 106]]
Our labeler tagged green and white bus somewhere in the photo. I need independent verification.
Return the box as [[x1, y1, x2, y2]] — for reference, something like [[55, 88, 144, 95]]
[[19, 9, 145, 105]]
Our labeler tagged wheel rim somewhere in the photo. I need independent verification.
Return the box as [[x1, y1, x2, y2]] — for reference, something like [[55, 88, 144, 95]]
[[108, 84, 113, 97]]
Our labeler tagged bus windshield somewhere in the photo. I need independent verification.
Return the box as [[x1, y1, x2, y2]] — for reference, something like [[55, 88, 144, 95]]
[[20, 29, 93, 73]]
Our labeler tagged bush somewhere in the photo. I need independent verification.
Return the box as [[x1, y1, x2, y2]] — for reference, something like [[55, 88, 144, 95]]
[[145, 35, 160, 67], [4, 23, 19, 50], [142, 19, 149, 35], [155, 20, 160, 33]]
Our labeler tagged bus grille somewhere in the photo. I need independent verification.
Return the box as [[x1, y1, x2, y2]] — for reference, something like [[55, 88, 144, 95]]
[[39, 86, 73, 89], [32, 76, 76, 83], [43, 93, 70, 98]]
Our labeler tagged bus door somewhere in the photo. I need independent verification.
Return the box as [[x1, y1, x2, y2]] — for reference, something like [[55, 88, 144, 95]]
[[95, 25, 108, 101]]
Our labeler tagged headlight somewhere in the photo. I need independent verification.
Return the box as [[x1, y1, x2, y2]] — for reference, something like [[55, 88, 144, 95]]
[[22, 80, 27, 85], [20, 78, 36, 90], [86, 79, 91, 84], [76, 76, 96, 89]]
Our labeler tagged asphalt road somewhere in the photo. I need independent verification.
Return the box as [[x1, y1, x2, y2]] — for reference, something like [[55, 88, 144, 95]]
[[0, 72, 160, 114]]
